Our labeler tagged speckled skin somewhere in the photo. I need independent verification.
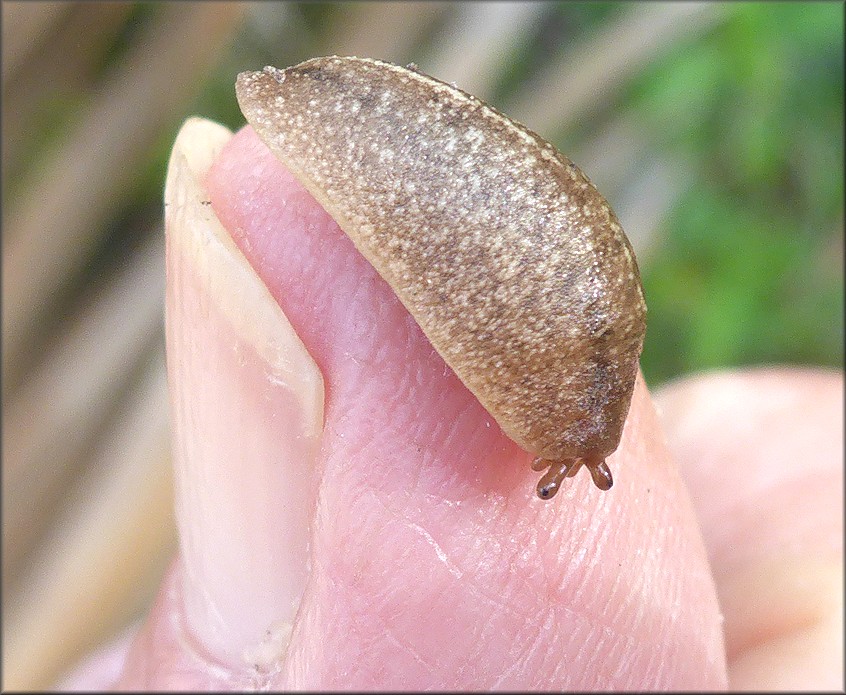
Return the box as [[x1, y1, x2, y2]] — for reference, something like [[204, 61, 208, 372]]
[[236, 56, 646, 494]]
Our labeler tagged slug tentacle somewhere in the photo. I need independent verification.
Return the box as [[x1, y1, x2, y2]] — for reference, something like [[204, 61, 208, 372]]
[[235, 56, 646, 501], [535, 458, 578, 500], [586, 458, 614, 491]]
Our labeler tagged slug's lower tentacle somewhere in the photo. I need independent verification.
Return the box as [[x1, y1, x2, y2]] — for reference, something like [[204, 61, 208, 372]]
[[585, 458, 614, 490], [533, 457, 578, 499]]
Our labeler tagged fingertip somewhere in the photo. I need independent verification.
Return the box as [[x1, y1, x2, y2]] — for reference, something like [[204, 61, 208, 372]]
[[654, 367, 844, 690], [202, 130, 728, 690]]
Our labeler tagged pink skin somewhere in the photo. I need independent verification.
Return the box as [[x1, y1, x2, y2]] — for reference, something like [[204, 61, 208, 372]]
[[63, 124, 845, 690], [655, 368, 844, 690], [75, 126, 731, 689]]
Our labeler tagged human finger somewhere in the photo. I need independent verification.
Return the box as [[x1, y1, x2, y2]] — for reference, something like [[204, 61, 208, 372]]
[[655, 368, 843, 690]]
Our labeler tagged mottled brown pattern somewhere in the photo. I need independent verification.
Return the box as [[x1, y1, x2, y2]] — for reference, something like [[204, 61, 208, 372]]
[[236, 56, 646, 496]]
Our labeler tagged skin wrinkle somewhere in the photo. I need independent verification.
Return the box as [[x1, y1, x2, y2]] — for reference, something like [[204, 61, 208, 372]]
[[466, 514, 651, 688], [614, 516, 688, 658], [343, 484, 613, 687], [462, 584, 556, 686], [379, 623, 438, 681], [372, 496, 530, 631], [557, 498, 620, 606], [403, 519, 464, 579], [603, 554, 639, 633], [324, 320, 513, 507], [576, 598, 642, 686], [485, 608, 551, 689], [577, 625, 611, 687], [618, 634, 652, 690], [636, 601, 670, 685], [562, 501, 691, 684], [556, 607, 604, 689], [358, 568, 437, 676], [455, 606, 495, 682], [540, 619, 572, 687], [604, 629, 636, 686], [460, 573, 533, 631], [636, 628, 673, 689]]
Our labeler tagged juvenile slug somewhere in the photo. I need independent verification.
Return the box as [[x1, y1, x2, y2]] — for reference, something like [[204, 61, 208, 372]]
[[236, 57, 646, 500]]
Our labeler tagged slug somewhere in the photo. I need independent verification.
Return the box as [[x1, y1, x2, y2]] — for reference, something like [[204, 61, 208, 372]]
[[235, 56, 646, 500]]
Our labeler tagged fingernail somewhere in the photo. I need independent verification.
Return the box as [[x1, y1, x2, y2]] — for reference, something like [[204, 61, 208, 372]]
[[163, 118, 324, 671]]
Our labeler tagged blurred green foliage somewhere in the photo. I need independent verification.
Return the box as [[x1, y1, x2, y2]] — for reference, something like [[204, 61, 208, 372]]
[[201, 2, 843, 386], [626, 2, 843, 383], [18, 1, 841, 388], [132, 2, 846, 386]]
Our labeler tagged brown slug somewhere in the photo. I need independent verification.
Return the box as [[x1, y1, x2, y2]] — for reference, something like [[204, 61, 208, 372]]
[[235, 56, 646, 500]]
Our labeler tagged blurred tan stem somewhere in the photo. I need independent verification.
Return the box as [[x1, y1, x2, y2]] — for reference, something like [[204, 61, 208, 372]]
[[322, 1, 448, 64], [420, 1, 549, 101], [2, 233, 165, 589], [1, 1, 70, 83], [505, 2, 724, 137], [2, 353, 175, 691], [2, 2, 245, 390], [2, 2, 134, 174]]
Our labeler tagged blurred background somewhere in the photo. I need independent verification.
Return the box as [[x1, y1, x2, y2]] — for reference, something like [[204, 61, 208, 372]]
[[2, 1, 842, 689]]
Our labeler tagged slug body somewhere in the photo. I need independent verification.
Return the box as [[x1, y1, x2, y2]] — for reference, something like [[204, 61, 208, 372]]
[[236, 57, 646, 499]]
